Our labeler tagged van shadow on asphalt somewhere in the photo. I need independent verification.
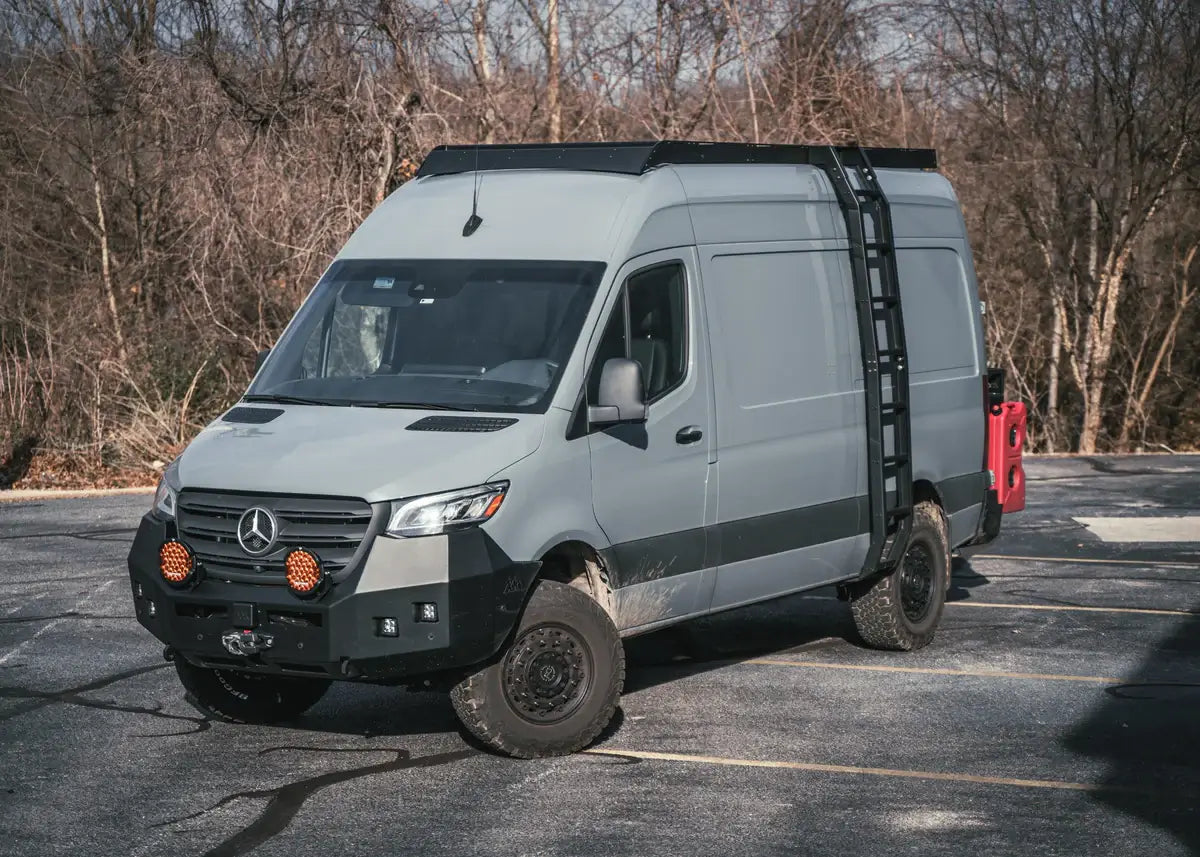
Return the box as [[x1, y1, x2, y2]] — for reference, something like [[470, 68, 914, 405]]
[[294, 559, 995, 736], [622, 556, 990, 694]]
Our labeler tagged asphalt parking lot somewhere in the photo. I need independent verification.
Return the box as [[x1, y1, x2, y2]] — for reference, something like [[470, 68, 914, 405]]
[[2, 456, 1198, 856]]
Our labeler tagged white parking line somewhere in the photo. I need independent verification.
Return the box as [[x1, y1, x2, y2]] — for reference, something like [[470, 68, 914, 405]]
[[747, 658, 1120, 684], [2, 592, 47, 617], [584, 748, 1123, 793], [947, 600, 1195, 617], [970, 554, 1200, 569], [1073, 516, 1200, 543], [0, 580, 115, 665]]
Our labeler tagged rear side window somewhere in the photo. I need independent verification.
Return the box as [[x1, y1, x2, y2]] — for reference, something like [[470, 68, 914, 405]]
[[587, 262, 687, 402], [896, 249, 977, 375]]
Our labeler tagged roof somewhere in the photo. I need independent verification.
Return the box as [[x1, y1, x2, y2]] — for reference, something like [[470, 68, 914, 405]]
[[336, 144, 957, 262]]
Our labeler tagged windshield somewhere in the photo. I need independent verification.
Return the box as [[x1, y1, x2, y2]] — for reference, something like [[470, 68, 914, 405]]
[[249, 259, 606, 412]]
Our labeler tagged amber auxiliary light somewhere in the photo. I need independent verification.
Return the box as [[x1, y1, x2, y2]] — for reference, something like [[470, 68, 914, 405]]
[[285, 548, 324, 597], [159, 540, 195, 586]]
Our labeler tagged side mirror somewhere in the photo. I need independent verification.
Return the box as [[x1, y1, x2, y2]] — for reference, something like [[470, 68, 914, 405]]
[[254, 349, 271, 373], [588, 358, 647, 426]]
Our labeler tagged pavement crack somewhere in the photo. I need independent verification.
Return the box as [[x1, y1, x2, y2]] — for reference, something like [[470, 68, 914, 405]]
[[151, 746, 477, 857], [0, 612, 135, 624], [0, 527, 138, 542], [0, 662, 173, 723]]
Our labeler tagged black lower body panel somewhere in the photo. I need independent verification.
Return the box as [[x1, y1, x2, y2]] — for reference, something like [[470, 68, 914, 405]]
[[127, 514, 540, 682]]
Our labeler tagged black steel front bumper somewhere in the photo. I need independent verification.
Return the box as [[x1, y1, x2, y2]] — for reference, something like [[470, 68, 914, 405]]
[[127, 514, 540, 682]]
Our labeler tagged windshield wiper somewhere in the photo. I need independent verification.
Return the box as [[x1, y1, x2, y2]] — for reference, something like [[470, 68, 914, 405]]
[[353, 401, 473, 411], [242, 394, 334, 406]]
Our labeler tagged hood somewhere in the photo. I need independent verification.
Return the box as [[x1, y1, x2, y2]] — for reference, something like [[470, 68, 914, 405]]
[[177, 406, 546, 502]]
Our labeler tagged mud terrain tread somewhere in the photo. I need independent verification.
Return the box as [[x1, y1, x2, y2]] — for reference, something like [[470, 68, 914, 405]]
[[450, 579, 624, 758], [850, 500, 950, 652]]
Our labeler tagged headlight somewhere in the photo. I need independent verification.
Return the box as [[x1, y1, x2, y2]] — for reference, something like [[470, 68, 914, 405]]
[[153, 478, 177, 519], [386, 482, 508, 537], [152, 463, 179, 519]]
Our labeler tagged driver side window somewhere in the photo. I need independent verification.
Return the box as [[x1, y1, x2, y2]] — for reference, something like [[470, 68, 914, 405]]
[[587, 262, 687, 404]]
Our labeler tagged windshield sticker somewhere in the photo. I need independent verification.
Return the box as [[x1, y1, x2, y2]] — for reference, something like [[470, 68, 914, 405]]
[[372, 277, 395, 290]]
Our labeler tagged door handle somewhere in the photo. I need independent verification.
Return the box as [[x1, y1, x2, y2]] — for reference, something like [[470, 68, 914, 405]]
[[675, 425, 703, 445]]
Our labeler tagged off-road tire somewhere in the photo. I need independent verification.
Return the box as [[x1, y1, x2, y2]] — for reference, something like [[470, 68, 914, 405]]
[[450, 579, 624, 758], [849, 500, 950, 651], [175, 659, 332, 723]]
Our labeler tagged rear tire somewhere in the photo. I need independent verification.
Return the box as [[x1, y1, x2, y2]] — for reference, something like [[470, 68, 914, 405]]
[[450, 579, 624, 758], [849, 500, 950, 651], [175, 659, 331, 723]]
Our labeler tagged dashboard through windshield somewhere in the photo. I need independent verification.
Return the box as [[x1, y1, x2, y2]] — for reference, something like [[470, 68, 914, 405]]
[[248, 259, 606, 413]]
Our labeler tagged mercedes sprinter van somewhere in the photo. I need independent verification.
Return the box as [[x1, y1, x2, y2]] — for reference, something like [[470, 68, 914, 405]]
[[127, 141, 1021, 758]]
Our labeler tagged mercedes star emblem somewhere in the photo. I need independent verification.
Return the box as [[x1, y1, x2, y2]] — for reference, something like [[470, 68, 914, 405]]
[[237, 506, 278, 556]]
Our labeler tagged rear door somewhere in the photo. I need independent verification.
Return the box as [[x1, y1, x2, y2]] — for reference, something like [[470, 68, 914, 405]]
[[586, 249, 717, 631]]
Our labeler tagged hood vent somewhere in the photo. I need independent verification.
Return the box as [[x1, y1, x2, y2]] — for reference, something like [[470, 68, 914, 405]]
[[222, 406, 284, 425], [406, 416, 518, 433]]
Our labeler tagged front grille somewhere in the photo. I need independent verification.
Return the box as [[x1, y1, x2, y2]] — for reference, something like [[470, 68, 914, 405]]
[[177, 490, 376, 585]]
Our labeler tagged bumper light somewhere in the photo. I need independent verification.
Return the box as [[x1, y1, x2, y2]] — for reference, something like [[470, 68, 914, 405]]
[[285, 549, 324, 598], [159, 540, 195, 586]]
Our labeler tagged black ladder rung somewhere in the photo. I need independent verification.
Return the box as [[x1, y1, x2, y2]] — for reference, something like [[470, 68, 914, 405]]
[[855, 188, 883, 200], [888, 505, 913, 519], [881, 402, 907, 414], [864, 241, 892, 252], [872, 295, 899, 307], [877, 349, 905, 359], [883, 454, 909, 467]]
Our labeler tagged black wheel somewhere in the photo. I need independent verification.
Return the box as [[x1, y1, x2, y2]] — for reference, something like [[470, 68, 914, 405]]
[[174, 659, 332, 724], [848, 500, 950, 651], [450, 579, 624, 758]]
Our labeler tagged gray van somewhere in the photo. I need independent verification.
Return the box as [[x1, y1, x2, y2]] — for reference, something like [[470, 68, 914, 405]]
[[127, 142, 1013, 758]]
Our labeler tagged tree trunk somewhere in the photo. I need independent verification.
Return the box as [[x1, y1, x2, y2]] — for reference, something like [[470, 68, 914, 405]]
[[546, 0, 561, 143], [1077, 252, 1129, 453], [92, 162, 128, 368], [1046, 290, 1063, 452], [473, 0, 496, 143]]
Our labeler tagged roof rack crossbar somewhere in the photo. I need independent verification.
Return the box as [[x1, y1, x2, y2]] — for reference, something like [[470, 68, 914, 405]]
[[414, 141, 937, 178]]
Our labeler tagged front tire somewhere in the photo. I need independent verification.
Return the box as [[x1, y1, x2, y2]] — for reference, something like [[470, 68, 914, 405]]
[[849, 500, 950, 651], [175, 659, 332, 723], [450, 579, 624, 758]]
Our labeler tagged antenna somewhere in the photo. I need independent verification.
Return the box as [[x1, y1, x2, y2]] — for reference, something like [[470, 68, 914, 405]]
[[462, 143, 483, 237]]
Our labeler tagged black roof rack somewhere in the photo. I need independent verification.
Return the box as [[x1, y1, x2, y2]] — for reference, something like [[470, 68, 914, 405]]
[[415, 141, 937, 178]]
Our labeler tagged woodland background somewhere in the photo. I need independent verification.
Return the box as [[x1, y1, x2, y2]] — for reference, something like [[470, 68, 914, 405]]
[[1, 0, 1198, 487]]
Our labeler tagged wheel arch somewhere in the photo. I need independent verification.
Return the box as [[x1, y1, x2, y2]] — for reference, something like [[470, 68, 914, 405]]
[[913, 478, 943, 509], [535, 538, 616, 622]]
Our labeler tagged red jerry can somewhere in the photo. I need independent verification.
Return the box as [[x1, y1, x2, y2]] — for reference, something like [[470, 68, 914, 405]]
[[987, 402, 1026, 512]]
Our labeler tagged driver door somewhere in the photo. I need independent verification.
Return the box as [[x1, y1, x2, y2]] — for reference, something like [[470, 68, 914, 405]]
[[586, 250, 716, 631]]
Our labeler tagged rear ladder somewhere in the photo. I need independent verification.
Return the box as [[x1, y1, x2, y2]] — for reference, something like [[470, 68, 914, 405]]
[[812, 146, 914, 574]]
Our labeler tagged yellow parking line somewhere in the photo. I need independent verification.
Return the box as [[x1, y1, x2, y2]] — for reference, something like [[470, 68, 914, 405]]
[[584, 748, 1107, 792], [971, 554, 1200, 569], [946, 600, 1196, 616], [746, 658, 1119, 684]]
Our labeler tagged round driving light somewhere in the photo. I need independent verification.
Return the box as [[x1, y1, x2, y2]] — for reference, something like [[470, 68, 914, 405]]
[[159, 540, 194, 586], [285, 549, 323, 597]]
